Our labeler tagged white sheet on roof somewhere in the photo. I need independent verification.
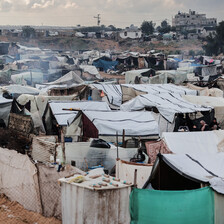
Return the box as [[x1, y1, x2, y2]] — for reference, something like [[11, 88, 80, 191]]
[[122, 84, 197, 95], [79, 65, 101, 79], [49, 101, 111, 126], [162, 131, 224, 155], [82, 111, 159, 137], [1, 85, 40, 95], [120, 93, 211, 123]]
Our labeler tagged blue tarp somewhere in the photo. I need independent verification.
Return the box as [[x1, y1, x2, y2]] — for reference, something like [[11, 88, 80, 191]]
[[93, 59, 118, 72], [173, 58, 182, 62]]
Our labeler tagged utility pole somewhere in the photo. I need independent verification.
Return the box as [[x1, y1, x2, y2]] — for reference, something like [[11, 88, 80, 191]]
[[94, 14, 101, 26]]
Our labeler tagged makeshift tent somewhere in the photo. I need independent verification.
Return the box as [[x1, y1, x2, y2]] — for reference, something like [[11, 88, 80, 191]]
[[183, 95, 224, 128], [93, 59, 118, 72], [11, 71, 44, 85], [49, 101, 111, 126], [186, 83, 223, 97], [145, 131, 224, 194], [0, 85, 40, 97], [122, 83, 197, 102], [16, 94, 80, 132], [91, 84, 122, 107], [73, 110, 159, 142], [162, 131, 224, 155], [79, 65, 101, 79], [44, 71, 84, 85], [0, 96, 13, 125], [125, 69, 153, 84], [120, 93, 211, 123], [83, 110, 158, 136], [130, 187, 214, 224]]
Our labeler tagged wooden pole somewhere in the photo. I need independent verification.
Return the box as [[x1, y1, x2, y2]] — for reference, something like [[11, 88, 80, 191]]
[[134, 169, 137, 188], [61, 127, 66, 164], [122, 129, 126, 148], [116, 131, 119, 159]]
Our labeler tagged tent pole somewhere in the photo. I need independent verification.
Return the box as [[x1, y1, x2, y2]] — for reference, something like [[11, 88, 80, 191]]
[[116, 131, 119, 159]]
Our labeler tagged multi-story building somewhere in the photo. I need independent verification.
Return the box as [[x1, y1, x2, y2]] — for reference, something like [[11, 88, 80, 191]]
[[172, 9, 217, 31]]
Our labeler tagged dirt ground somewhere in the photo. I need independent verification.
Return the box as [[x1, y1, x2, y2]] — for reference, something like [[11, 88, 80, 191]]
[[0, 194, 61, 224]]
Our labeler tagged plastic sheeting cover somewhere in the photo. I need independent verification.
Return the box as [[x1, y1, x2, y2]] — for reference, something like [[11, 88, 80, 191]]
[[83, 110, 159, 137], [130, 187, 214, 224], [49, 101, 111, 126], [121, 93, 211, 123]]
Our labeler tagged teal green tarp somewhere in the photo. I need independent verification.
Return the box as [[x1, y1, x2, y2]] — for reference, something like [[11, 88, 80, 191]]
[[130, 187, 214, 224]]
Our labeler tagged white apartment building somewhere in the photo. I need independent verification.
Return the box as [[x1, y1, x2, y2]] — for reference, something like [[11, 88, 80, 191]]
[[172, 10, 217, 31]]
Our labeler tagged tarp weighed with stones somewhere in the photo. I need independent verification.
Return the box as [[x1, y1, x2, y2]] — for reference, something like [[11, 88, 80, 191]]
[[130, 187, 214, 224]]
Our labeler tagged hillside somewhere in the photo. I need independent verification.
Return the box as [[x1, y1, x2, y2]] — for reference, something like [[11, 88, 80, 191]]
[[0, 35, 203, 54]]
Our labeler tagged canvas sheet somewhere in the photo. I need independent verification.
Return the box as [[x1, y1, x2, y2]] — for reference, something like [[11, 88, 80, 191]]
[[120, 93, 211, 123], [163, 153, 224, 194], [162, 130, 224, 155], [0, 147, 42, 213], [49, 101, 111, 126], [122, 83, 197, 96], [91, 84, 122, 107], [82, 111, 159, 137]]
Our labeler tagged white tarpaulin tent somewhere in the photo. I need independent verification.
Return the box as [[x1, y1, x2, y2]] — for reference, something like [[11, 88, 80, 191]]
[[162, 131, 224, 155], [122, 84, 197, 95], [79, 65, 101, 79], [91, 83, 197, 109], [157, 131, 224, 194], [44, 71, 84, 86], [183, 95, 224, 128], [120, 93, 211, 123], [0, 85, 40, 96], [49, 101, 111, 126], [82, 110, 159, 137], [162, 153, 224, 194], [91, 84, 122, 107]]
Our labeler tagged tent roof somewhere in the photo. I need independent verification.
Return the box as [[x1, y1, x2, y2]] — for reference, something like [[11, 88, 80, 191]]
[[45, 71, 84, 85], [183, 95, 224, 108], [1, 85, 40, 95], [121, 93, 211, 122], [162, 153, 224, 194], [79, 65, 101, 79], [162, 131, 224, 155], [82, 110, 159, 137], [122, 84, 197, 95], [49, 101, 111, 126], [91, 84, 122, 107]]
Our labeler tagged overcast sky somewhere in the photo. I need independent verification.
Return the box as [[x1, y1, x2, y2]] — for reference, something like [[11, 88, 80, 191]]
[[0, 0, 223, 27]]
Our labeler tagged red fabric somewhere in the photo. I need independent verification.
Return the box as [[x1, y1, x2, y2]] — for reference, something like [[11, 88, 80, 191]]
[[82, 114, 98, 140], [145, 140, 172, 164]]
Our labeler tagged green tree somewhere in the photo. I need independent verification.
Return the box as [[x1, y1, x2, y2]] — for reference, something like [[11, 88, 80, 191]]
[[203, 21, 224, 56], [158, 20, 171, 34], [141, 21, 154, 35]]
